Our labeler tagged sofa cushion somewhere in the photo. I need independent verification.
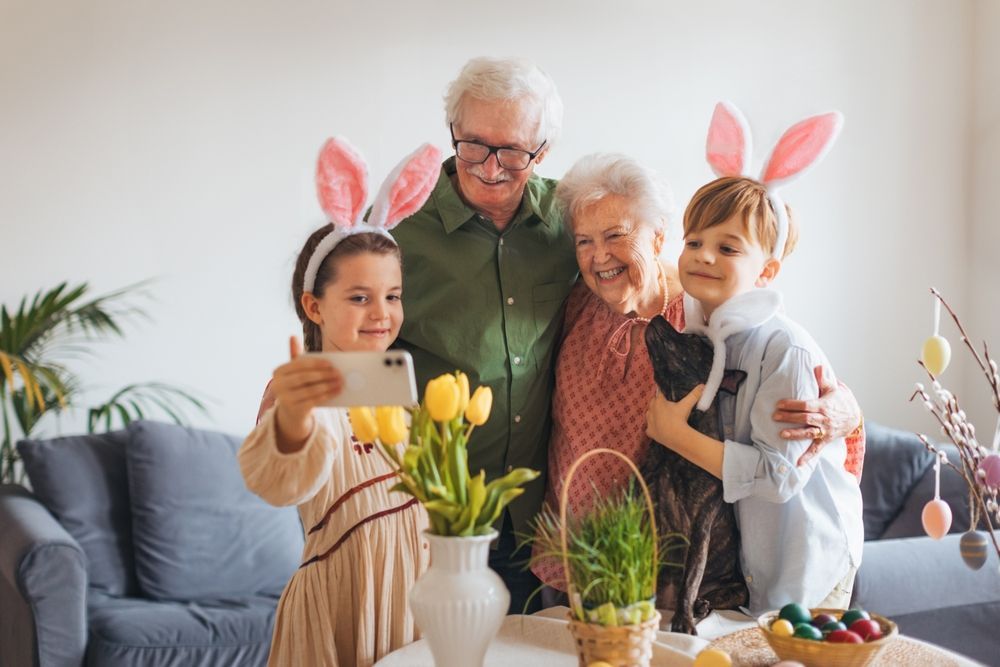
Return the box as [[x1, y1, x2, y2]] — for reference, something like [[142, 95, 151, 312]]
[[125, 420, 302, 601], [17, 430, 137, 596], [881, 443, 971, 539], [857, 422, 935, 539], [87, 592, 275, 667]]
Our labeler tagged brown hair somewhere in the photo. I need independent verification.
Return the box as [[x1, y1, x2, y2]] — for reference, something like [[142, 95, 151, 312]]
[[683, 176, 798, 259], [291, 227, 402, 352]]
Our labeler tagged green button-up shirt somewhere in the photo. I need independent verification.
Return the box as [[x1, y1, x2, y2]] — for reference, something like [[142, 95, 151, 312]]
[[393, 157, 578, 535]]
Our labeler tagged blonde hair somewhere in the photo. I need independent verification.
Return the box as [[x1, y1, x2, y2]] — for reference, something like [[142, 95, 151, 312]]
[[683, 177, 798, 259]]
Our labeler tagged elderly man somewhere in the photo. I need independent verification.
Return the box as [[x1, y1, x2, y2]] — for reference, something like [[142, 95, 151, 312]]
[[393, 57, 863, 614], [393, 57, 574, 612]]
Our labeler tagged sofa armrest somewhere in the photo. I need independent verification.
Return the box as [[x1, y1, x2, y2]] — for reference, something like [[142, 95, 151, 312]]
[[0, 484, 88, 667], [853, 533, 1000, 616]]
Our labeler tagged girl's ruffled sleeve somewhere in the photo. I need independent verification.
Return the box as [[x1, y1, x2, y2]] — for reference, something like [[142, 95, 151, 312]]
[[238, 404, 340, 507]]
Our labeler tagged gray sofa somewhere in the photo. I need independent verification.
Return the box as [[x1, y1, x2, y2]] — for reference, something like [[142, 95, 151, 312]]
[[852, 422, 1000, 665], [0, 421, 303, 667]]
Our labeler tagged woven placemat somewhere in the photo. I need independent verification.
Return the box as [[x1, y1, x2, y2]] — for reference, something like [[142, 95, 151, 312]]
[[708, 626, 969, 667]]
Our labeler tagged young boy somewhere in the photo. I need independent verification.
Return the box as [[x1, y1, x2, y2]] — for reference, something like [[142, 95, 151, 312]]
[[645, 175, 864, 615]]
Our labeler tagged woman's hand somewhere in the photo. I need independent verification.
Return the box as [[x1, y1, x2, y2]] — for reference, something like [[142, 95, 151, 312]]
[[773, 365, 862, 466], [273, 336, 343, 452], [646, 385, 704, 449]]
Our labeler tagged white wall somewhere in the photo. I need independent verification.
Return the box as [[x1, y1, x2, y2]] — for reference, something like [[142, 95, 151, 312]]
[[0, 0, 987, 440]]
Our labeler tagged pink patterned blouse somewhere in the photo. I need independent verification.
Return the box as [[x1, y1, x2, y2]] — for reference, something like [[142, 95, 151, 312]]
[[532, 281, 685, 589]]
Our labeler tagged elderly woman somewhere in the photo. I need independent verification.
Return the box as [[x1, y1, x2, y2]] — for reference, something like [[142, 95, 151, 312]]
[[531, 153, 863, 591]]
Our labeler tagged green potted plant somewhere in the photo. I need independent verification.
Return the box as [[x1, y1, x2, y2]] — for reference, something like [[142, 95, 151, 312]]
[[0, 282, 207, 483], [527, 448, 678, 667]]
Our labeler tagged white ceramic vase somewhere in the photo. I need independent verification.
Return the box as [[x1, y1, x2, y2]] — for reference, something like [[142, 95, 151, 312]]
[[408, 530, 509, 667]]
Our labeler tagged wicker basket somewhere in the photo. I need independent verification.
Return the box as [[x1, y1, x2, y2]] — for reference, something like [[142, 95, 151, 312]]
[[559, 448, 661, 667], [757, 607, 899, 667]]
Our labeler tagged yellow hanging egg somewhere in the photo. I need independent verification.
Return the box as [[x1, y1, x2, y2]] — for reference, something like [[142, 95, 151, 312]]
[[694, 648, 732, 667], [921, 335, 951, 376]]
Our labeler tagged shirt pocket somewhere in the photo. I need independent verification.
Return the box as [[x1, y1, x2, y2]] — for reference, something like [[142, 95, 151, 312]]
[[532, 280, 573, 341]]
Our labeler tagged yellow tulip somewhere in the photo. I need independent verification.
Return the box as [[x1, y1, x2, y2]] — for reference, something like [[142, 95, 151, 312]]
[[456, 372, 470, 414], [375, 406, 408, 445], [465, 386, 493, 426], [425, 374, 461, 422], [348, 406, 378, 443]]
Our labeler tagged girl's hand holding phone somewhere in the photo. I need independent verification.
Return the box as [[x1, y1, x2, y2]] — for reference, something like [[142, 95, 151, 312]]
[[273, 336, 344, 452]]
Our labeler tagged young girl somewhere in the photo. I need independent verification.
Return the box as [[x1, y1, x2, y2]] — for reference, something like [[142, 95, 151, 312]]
[[239, 138, 440, 666], [645, 103, 863, 615]]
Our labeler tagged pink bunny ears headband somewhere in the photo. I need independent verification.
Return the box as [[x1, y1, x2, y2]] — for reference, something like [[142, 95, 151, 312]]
[[705, 101, 844, 259], [303, 138, 442, 293]]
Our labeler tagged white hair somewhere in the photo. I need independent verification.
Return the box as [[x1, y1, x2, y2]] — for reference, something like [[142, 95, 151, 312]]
[[556, 153, 675, 233], [444, 57, 563, 148]]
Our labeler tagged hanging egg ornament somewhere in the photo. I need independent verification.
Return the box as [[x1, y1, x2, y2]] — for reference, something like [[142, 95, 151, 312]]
[[921, 293, 951, 375], [960, 531, 989, 570], [921, 335, 951, 376], [980, 453, 1000, 489], [922, 499, 952, 539]]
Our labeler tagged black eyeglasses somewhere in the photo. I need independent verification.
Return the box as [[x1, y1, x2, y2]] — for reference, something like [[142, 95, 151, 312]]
[[449, 123, 547, 171]]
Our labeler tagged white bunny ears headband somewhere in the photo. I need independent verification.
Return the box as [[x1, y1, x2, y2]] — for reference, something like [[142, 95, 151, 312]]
[[303, 138, 442, 293], [687, 102, 844, 412], [705, 101, 843, 259]]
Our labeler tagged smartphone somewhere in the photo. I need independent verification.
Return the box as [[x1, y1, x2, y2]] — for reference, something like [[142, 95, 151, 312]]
[[305, 350, 418, 407]]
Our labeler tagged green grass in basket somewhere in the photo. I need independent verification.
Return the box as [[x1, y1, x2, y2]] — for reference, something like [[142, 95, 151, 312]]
[[526, 481, 685, 616]]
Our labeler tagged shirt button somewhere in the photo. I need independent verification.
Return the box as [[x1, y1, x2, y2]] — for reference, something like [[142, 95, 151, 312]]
[[514, 415, 522, 423], [745, 575, 753, 583], [499, 238, 505, 246], [778, 464, 789, 474], [513, 356, 522, 365], [506, 297, 514, 305]]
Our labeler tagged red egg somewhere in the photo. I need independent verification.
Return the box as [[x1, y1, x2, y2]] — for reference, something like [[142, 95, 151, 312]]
[[826, 629, 864, 644], [848, 619, 883, 641]]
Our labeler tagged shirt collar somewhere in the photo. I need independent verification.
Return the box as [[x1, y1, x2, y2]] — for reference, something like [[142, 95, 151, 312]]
[[431, 156, 553, 234]]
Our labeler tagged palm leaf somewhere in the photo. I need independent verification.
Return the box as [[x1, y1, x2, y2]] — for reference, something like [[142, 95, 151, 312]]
[[86, 382, 208, 433]]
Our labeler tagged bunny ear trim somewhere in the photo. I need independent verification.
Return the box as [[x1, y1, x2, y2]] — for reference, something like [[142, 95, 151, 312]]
[[316, 137, 369, 227], [706, 101, 752, 178], [367, 144, 442, 230], [760, 112, 843, 188]]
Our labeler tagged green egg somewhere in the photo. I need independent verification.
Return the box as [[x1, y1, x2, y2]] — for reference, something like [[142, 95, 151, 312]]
[[793, 622, 823, 640], [822, 621, 847, 635], [840, 609, 870, 626], [778, 602, 812, 625]]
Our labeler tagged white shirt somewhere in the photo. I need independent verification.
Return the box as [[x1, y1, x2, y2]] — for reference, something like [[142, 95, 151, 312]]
[[684, 290, 864, 614]]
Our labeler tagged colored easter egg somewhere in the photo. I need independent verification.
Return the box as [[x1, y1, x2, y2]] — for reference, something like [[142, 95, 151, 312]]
[[849, 618, 883, 641], [981, 454, 1000, 489], [839, 608, 870, 626], [960, 530, 989, 570], [810, 612, 837, 627], [822, 621, 847, 634], [922, 498, 953, 539], [693, 648, 732, 667], [587, 663, 614, 667], [770, 618, 795, 637], [921, 335, 951, 375], [793, 623, 823, 640], [773, 663, 806, 667], [779, 602, 812, 625], [826, 629, 865, 644]]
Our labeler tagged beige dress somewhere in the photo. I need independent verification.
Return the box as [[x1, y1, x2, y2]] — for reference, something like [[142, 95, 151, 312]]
[[240, 406, 429, 667]]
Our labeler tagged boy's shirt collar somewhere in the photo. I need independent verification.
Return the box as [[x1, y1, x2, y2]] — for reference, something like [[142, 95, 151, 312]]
[[682, 289, 783, 410]]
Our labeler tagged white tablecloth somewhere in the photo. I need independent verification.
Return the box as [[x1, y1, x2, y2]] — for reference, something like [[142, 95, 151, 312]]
[[375, 607, 757, 666]]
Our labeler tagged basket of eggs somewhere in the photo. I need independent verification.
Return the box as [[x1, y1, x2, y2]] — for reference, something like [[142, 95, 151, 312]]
[[757, 603, 898, 667]]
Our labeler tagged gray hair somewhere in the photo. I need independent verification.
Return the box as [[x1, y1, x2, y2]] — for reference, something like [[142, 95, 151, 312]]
[[556, 153, 675, 233], [444, 57, 563, 148]]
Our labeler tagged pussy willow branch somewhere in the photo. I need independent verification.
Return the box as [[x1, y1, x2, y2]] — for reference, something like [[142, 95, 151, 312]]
[[911, 382, 1000, 561], [931, 287, 1000, 411]]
